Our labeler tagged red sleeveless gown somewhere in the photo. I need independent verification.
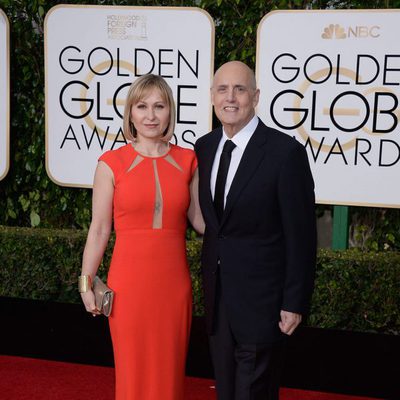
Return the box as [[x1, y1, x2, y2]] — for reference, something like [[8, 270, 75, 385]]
[[99, 143, 196, 400]]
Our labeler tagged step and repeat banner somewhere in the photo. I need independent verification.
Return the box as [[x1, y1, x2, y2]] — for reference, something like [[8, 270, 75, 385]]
[[257, 10, 400, 208], [0, 9, 9, 181], [45, 5, 214, 187]]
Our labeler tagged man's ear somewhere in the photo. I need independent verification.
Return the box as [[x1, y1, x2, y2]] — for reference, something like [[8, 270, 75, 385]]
[[253, 88, 260, 107]]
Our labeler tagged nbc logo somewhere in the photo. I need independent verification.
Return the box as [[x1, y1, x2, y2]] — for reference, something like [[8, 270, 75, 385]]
[[321, 24, 346, 39], [321, 24, 381, 39]]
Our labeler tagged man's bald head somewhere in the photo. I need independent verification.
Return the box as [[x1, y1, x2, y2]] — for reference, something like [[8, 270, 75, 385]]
[[212, 61, 257, 91], [211, 61, 259, 137]]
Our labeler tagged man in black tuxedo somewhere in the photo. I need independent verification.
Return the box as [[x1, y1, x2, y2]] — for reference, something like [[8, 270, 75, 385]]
[[194, 61, 316, 400]]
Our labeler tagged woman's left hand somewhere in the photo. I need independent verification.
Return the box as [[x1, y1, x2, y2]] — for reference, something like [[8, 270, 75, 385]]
[[80, 290, 101, 317]]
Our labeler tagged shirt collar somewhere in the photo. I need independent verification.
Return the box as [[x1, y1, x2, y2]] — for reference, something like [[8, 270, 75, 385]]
[[222, 115, 259, 151]]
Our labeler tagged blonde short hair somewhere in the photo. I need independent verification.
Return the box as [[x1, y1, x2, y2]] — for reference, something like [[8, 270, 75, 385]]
[[123, 74, 176, 142]]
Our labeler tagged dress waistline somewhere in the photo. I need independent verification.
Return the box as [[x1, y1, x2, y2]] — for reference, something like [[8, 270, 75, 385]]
[[115, 228, 184, 236]]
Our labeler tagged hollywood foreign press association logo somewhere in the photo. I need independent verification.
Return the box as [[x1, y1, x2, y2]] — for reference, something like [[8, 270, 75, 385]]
[[107, 14, 148, 40]]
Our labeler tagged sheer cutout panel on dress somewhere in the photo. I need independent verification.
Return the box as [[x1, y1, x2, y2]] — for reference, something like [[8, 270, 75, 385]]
[[152, 160, 163, 229], [127, 155, 144, 172], [164, 154, 183, 172]]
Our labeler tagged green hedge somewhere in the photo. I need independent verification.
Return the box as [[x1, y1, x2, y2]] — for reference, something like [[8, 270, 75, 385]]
[[309, 249, 400, 334], [1, 226, 399, 335]]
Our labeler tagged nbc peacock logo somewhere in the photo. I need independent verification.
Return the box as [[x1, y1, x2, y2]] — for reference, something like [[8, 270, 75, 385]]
[[321, 24, 346, 39]]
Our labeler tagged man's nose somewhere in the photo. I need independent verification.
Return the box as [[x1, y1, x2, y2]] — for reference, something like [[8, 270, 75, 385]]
[[226, 88, 236, 102]]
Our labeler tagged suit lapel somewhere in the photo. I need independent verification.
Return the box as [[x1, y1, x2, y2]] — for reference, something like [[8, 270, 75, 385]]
[[200, 129, 222, 231], [221, 121, 269, 226]]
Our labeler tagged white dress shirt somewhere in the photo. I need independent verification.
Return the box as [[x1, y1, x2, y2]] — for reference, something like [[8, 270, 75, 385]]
[[210, 115, 259, 206]]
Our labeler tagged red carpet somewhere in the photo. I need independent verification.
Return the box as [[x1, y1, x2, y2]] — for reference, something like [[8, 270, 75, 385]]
[[0, 355, 381, 400]]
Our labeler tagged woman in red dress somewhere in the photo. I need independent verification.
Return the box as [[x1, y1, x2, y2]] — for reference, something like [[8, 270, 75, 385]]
[[79, 74, 204, 400]]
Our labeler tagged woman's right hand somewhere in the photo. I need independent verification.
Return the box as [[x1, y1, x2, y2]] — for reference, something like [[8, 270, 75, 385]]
[[80, 290, 101, 316]]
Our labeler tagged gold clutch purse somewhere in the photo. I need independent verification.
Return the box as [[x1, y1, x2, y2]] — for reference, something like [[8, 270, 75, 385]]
[[93, 276, 114, 317]]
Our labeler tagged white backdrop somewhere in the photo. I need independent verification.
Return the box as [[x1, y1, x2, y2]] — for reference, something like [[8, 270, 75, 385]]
[[0, 9, 9, 181], [257, 10, 400, 208], [45, 5, 214, 187]]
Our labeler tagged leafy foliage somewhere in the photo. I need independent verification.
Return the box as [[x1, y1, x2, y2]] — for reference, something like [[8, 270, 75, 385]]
[[349, 207, 400, 251], [309, 249, 400, 334]]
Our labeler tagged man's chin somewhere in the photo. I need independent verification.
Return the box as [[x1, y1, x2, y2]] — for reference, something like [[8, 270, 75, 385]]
[[217, 117, 240, 127]]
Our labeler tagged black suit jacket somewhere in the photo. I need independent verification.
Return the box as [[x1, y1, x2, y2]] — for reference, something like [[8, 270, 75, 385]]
[[195, 119, 317, 344]]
